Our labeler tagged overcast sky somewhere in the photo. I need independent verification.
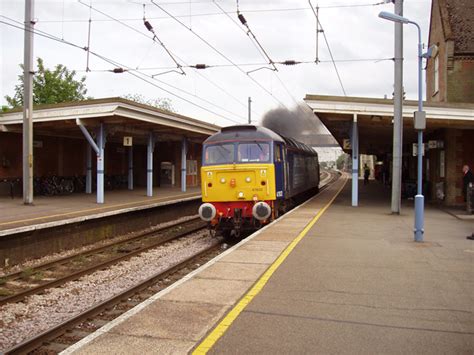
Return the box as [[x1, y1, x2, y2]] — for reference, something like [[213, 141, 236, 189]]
[[1, 0, 431, 127]]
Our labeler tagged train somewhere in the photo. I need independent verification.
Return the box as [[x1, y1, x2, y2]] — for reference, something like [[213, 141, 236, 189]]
[[198, 125, 320, 238]]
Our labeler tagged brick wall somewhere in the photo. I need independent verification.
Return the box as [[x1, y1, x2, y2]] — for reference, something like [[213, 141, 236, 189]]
[[444, 129, 459, 205], [426, 0, 474, 104], [447, 59, 474, 103], [426, 0, 448, 102], [0, 132, 22, 178]]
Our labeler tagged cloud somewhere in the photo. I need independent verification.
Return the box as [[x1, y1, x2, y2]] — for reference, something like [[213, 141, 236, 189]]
[[1, 0, 432, 127]]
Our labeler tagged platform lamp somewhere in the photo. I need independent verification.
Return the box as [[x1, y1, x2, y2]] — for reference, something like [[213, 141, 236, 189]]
[[378, 11, 436, 242]]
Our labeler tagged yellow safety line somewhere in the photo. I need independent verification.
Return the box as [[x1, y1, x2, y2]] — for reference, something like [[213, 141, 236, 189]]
[[193, 177, 347, 354], [0, 192, 200, 227]]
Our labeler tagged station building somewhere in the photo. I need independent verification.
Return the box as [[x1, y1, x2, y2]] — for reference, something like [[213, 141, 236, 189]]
[[306, 0, 474, 208], [0, 98, 219, 203]]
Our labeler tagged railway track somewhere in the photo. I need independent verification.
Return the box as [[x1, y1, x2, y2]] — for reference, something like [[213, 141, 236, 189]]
[[1, 171, 340, 354], [4, 242, 222, 355], [0, 217, 205, 306]]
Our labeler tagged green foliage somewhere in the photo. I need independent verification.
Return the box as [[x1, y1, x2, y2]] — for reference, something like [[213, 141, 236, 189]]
[[122, 93, 175, 113], [4, 58, 89, 108], [336, 154, 347, 170]]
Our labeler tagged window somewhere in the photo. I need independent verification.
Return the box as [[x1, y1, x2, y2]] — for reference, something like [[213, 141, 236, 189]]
[[237, 143, 270, 163], [204, 144, 235, 165], [434, 55, 439, 94], [274, 144, 282, 162]]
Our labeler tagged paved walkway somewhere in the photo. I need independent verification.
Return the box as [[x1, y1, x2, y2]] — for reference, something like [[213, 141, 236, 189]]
[[63, 177, 473, 354], [0, 187, 201, 232], [207, 179, 474, 354]]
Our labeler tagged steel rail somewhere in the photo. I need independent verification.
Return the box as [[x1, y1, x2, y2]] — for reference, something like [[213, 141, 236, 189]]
[[0, 221, 205, 306], [1, 216, 201, 281], [4, 242, 220, 355]]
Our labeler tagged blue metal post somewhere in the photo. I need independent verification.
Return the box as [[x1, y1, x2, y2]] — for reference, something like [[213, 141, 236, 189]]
[[147, 133, 154, 197], [96, 123, 105, 204], [413, 22, 424, 242], [351, 114, 359, 207], [128, 146, 133, 190], [86, 144, 92, 194], [181, 137, 187, 192]]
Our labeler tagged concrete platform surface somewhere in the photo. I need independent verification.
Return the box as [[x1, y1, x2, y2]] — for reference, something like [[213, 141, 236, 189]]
[[208, 180, 474, 354], [63, 177, 473, 354], [0, 186, 200, 233], [62, 175, 345, 355]]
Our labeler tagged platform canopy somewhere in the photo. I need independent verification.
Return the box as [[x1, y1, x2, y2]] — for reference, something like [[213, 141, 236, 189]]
[[0, 97, 220, 144], [304, 95, 474, 156]]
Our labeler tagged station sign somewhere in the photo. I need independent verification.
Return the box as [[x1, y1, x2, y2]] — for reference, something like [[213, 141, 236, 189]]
[[429, 140, 444, 149], [412, 143, 425, 156], [123, 136, 133, 146], [343, 139, 351, 150]]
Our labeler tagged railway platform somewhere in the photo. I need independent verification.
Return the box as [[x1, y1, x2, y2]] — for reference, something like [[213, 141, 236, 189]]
[[0, 186, 201, 235], [63, 175, 473, 354], [0, 187, 201, 266]]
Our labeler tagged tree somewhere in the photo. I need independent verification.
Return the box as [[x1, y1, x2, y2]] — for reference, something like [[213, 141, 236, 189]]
[[336, 154, 347, 170], [4, 58, 89, 108], [121, 94, 175, 113]]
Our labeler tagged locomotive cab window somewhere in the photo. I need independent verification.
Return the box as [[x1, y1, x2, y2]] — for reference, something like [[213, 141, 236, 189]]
[[238, 143, 270, 163], [204, 144, 235, 165], [274, 144, 283, 162]]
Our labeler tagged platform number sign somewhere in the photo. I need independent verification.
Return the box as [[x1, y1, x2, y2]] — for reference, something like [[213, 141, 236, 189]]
[[123, 136, 133, 146]]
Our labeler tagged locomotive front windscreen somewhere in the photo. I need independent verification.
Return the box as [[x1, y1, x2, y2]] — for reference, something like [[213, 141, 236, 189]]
[[204, 144, 235, 165], [237, 143, 270, 163], [204, 142, 271, 165]]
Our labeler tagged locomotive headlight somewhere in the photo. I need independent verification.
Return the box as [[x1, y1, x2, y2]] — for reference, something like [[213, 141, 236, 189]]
[[252, 201, 271, 221], [245, 176, 251, 183], [220, 177, 226, 184], [199, 203, 216, 221], [238, 191, 245, 199]]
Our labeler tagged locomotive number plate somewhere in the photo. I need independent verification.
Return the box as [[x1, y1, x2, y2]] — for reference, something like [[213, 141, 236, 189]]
[[276, 191, 283, 197]]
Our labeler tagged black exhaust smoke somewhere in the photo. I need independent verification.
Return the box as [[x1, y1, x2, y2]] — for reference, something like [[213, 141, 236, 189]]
[[260, 104, 328, 144]]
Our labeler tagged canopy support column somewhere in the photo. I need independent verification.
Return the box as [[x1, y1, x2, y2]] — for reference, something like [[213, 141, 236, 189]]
[[86, 144, 92, 194], [352, 114, 359, 207], [147, 132, 154, 197], [96, 123, 105, 204], [128, 146, 133, 190], [181, 137, 187, 192]]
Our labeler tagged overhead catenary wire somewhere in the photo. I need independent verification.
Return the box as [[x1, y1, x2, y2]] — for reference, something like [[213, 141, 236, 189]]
[[37, 2, 387, 23], [135, 57, 394, 71], [150, 0, 288, 109], [0, 17, 244, 124], [308, 0, 347, 96], [78, 0, 185, 76], [214, 1, 321, 132], [76, 2, 259, 117]]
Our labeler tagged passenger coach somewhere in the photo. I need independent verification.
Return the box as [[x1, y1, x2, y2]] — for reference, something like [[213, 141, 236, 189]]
[[198, 125, 320, 238]]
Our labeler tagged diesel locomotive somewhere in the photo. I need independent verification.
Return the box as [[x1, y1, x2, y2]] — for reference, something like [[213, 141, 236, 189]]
[[198, 125, 320, 237]]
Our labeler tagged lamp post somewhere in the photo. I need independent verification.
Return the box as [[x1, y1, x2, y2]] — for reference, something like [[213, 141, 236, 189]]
[[378, 11, 428, 242]]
